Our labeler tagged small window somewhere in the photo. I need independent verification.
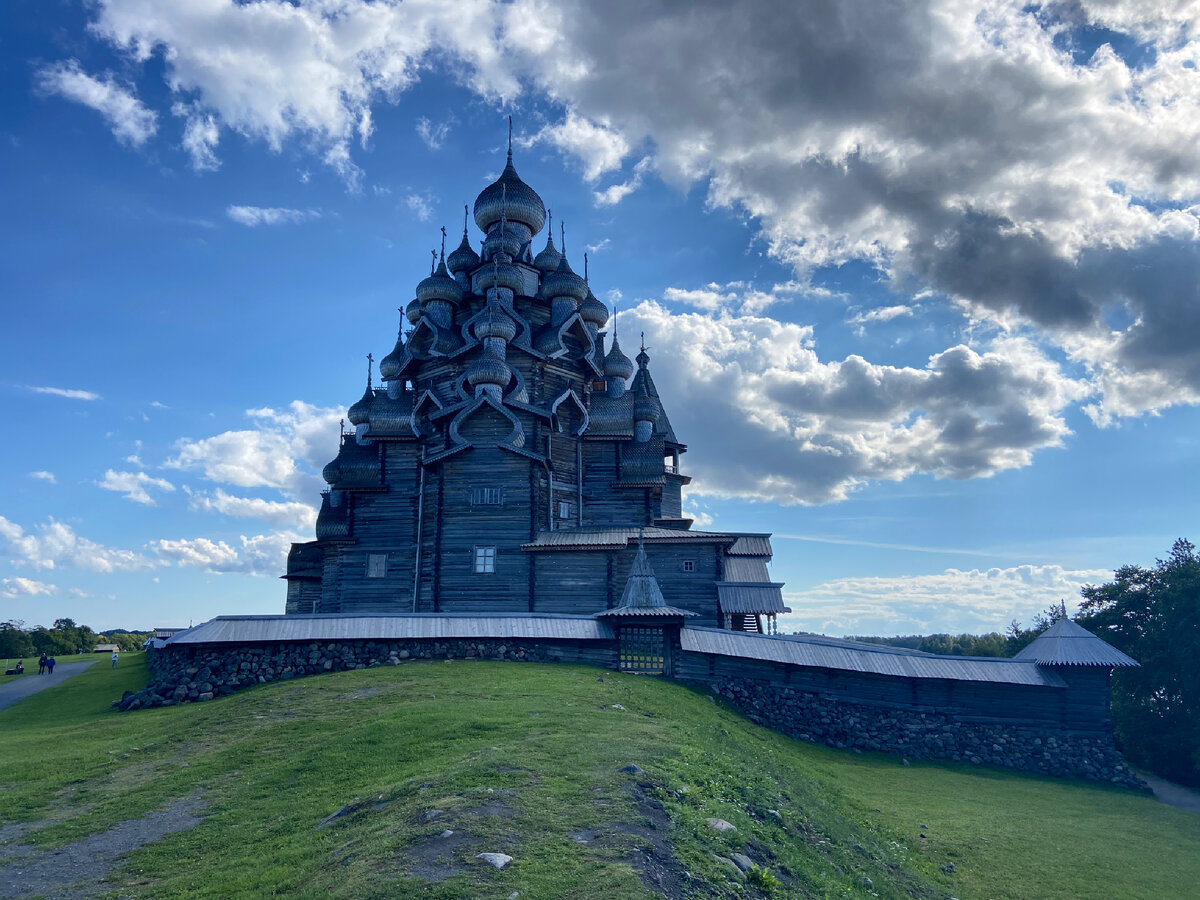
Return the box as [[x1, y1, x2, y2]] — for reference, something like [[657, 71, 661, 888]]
[[558, 500, 571, 519], [472, 487, 501, 505], [366, 554, 388, 578], [474, 546, 496, 574], [682, 560, 695, 572]]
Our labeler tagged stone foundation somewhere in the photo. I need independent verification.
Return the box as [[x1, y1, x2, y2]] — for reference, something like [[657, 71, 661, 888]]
[[119, 638, 599, 711], [119, 637, 1143, 790], [709, 678, 1144, 789]]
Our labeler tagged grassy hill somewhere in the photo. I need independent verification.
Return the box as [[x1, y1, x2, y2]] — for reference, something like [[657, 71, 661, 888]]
[[1, 655, 1198, 899]]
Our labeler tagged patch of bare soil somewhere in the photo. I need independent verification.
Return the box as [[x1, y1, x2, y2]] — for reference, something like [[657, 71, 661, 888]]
[[618, 783, 702, 900], [403, 829, 480, 883], [0, 792, 207, 900]]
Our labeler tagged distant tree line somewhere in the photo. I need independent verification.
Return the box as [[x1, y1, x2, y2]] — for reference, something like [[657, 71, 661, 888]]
[[0, 618, 151, 658], [850, 538, 1200, 788]]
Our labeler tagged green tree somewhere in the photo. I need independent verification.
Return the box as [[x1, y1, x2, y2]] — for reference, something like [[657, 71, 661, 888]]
[[0, 621, 34, 658], [29, 627, 73, 657], [1077, 538, 1200, 787]]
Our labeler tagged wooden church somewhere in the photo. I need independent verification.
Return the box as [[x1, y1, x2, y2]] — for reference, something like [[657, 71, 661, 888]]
[[284, 138, 788, 632]]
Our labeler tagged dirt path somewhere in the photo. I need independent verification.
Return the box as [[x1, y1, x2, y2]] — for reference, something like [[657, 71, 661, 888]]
[[1135, 770, 1200, 814], [0, 661, 97, 712], [0, 793, 207, 899]]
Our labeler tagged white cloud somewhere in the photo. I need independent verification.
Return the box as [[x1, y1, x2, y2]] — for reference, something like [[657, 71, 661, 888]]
[[0, 577, 57, 599], [780, 564, 1114, 636], [627, 299, 1086, 504], [150, 530, 304, 576], [165, 401, 341, 502], [97, 470, 177, 506], [180, 110, 220, 171], [593, 156, 653, 207], [0, 516, 153, 573], [28, 471, 56, 484], [532, 109, 630, 181], [226, 205, 320, 226], [405, 193, 434, 221], [416, 115, 452, 150], [188, 488, 317, 530], [28, 386, 100, 401], [69, 0, 1200, 420], [37, 59, 157, 146]]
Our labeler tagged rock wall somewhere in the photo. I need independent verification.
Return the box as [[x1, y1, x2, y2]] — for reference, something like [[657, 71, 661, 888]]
[[120, 635, 1143, 789], [119, 638, 611, 710], [708, 678, 1144, 789]]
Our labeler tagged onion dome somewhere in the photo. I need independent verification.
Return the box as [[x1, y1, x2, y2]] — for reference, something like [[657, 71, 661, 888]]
[[480, 259, 526, 295], [579, 289, 609, 327], [483, 224, 524, 260], [603, 337, 635, 381], [634, 381, 661, 423], [405, 298, 423, 324], [379, 341, 406, 381], [474, 307, 518, 343], [322, 457, 342, 484], [347, 386, 375, 426], [541, 255, 588, 303], [474, 150, 546, 234], [636, 347, 650, 369], [447, 229, 480, 276], [533, 232, 562, 273], [415, 256, 463, 307], [466, 350, 512, 390]]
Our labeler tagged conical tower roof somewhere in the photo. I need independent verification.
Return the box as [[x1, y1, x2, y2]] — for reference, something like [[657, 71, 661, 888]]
[[1013, 617, 1139, 667], [597, 537, 697, 618]]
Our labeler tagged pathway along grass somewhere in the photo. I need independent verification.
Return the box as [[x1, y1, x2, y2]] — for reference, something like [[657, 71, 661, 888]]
[[0, 655, 1197, 899]]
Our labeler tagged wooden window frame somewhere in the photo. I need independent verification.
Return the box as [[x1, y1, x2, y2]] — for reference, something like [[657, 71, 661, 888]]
[[473, 545, 496, 574], [366, 553, 388, 578]]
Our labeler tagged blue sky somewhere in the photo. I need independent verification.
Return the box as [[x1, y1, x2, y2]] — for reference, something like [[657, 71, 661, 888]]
[[2, 0, 1198, 635]]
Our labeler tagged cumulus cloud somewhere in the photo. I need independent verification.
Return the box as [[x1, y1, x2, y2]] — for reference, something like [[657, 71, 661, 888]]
[[626, 299, 1086, 504], [0, 577, 57, 599], [61, 0, 1200, 422], [28, 386, 100, 401], [226, 206, 320, 226], [28, 471, 56, 484], [531, 109, 630, 181], [165, 401, 341, 502], [97, 469, 176, 506], [0, 516, 153, 573], [780, 564, 1114, 636], [149, 530, 304, 576], [188, 488, 317, 530], [36, 59, 157, 146]]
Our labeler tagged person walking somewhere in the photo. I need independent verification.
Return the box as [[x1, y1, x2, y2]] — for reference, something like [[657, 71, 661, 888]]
[[38, 654, 47, 675], [46, 656, 55, 674], [111, 649, 119, 668]]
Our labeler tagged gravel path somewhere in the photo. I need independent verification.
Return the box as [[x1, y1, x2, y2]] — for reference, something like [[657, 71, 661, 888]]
[[1135, 770, 1200, 814], [0, 661, 98, 712]]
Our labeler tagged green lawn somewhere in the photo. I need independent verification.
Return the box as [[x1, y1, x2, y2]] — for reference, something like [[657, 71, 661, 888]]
[[1, 656, 1197, 898]]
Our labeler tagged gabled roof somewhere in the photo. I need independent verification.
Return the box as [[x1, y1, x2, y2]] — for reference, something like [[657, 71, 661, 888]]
[[715, 583, 790, 614], [1013, 618, 1139, 667]]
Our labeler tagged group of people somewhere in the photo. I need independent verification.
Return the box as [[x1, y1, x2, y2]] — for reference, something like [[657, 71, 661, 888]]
[[5, 650, 120, 677]]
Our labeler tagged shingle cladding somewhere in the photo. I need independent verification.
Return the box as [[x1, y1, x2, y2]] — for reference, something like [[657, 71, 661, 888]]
[[1013, 617, 1139, 667]]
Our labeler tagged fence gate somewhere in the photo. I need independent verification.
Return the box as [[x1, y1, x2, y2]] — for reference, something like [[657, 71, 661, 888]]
[[619, 626, 664, 673]]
